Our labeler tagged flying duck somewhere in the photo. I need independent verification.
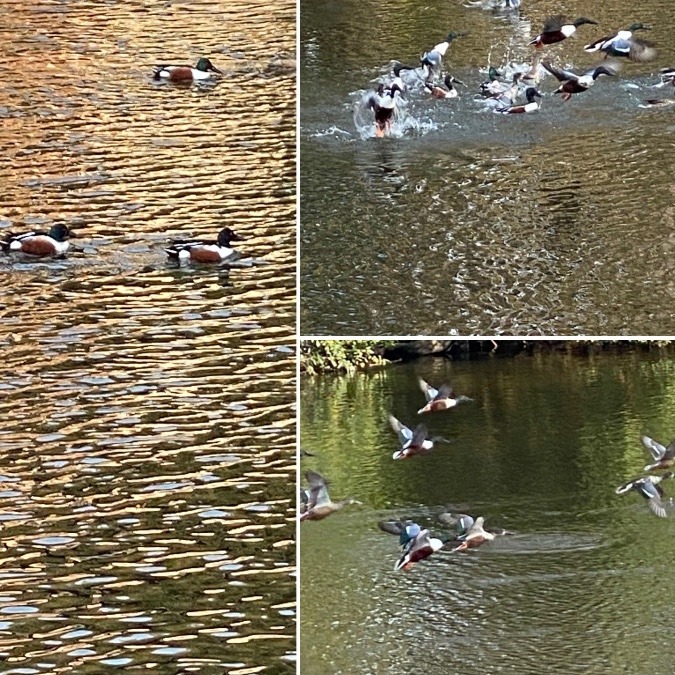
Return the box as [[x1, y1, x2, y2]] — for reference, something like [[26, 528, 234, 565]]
[[394, 528, 445, 571], [388, 415, 448, 459], [417, 378, 472, 414], [378, 520, 422, 549], [450, 517, 496, 551], [529, 16, 597, 48], [300, 471, 360, 522], [541, 60, 616, 100], [615, 473, 673, 518], [421, 31, 466, 82], [584, 23, 656, 62], [641, 435, 675, 472]]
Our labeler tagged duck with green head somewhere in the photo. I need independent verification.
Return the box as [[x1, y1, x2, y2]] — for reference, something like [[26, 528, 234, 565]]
[[153, 57, 224, 83]]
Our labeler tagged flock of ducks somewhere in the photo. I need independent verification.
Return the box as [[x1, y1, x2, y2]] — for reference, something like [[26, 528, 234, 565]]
[[1, 57, 247, 267], [301, 378, 675, 572], [362, 9, 673, 135]]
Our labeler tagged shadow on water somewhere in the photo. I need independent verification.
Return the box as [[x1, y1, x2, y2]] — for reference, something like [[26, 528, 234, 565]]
[[0, 0, 295, 672], [300, 349, 675, 674], [300, 0, 675, 334]]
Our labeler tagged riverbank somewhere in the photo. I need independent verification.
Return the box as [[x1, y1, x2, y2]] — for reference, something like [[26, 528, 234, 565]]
[[301, 339, 673, 374]]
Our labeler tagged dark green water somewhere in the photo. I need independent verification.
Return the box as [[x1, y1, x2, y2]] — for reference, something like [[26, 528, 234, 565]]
[[300, 0, 675, 334], [301, 348, 675, 674]]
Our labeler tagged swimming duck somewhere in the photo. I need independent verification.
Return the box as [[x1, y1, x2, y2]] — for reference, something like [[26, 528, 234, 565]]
[[365, 83, 404, 137], [615, 472, 673, 518], [421, 31, 466, 82], [378, 520, 422, 549], [153, 57, 224, 83], [529, 16, 597, 48], [496, 86, 541, 113], [656, 68, 675, 86], [417, 378, 472, 414], [165, 227, 243, 264], [300, 470, 360, 522], [584, 23, 656, 62], [480, 67, 506, 96], [1, 223, 72, 257], [425, 74, 464, 99], [450, 516, 495, 551], [641, 435, 675, 472], [388, 415, 448, 459], [394, 528, 444, 571], [541, 60, 616, 100]]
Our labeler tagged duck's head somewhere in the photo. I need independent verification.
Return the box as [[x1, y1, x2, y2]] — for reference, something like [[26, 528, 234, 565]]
[[376, 83, 385, 96], [488, 66, 502, 81], [392, 62, 414, 77], [626, 22, 650, 32], [217, 227, 243, 246], [389, 82, 405, 98], [662, 471, 674, 480], [525, 87, 542, 102], [573, 17, 598, 27], [50, 223, 72, 241], [195, 57, 223, 74]]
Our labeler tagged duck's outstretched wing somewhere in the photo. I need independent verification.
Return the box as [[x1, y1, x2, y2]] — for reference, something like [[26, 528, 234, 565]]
[[542, 60, 578, 82], [388, 415, 412, 445], [642, 435, 667, 461]]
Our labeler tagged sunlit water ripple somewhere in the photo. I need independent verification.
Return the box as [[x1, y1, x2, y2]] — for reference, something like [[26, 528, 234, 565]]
[[0, 0, 296, 672]]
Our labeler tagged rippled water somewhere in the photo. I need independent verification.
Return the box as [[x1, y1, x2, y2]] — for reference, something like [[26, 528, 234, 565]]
[[0, 1, 296, 672], [301, 347, 675, 674], [300, 0, 675, 334]]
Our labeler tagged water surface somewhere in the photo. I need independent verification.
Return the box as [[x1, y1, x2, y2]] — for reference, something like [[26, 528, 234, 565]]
[[0, 1, 296, 672], [300, 0, 675, 334], [301, 349, 675, 673]]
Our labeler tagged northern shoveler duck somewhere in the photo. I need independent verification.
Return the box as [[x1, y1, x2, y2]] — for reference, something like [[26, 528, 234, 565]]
[[615, 472, 673, 518], [417, 378, 472, 414], [378, 519, 422, 549], [437, 512, 513, 538], [450, 516, 495, 551], [496, 86, 541, 113], [165, 227, 243, 264], [542, 60, 616, 100], [641, 435, 675, 472], [656, 67, 675, 87], [300, 470, 359, 522], [394, 528, 444, 571], [529, 16, 597, 48], [480, 67, 505, 96], [421, 32, 466, 82], [584, 23, 656, 62], [1, 223, 72, 257], [365, 83, 404, 137], [388, 415, 447, 459], [388, 62, 415, 93], [153, 57, 224, 83], [425, 74, 464, 99]]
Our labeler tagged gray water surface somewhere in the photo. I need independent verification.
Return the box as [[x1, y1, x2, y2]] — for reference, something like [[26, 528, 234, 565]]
[[300, 0, 675, 334], [301, 349, 675, 674]]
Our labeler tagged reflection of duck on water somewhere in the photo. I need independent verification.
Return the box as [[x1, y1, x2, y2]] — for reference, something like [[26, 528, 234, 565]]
[[365, 82, 405, 137]]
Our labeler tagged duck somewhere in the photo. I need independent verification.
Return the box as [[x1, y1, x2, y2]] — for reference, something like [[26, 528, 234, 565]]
[[377, 519, 422, 549], [541, 60, 616, 100], [656, 67, 675, 87], [388, 62, 415, 93], [480, 67, 506, 97], [425, 74, 464, 99], [615, 472, 673, 518], [365, 82, 404, 137], [153, 57, 224, 83], [300, 470, 360, 522], [420, 31, 466, 82], [450, 516, 495, 551], [437, 512, 513, 538], [165, 227, 243, 264], [529, 16, 597, 48], [394, 528, 444, 571], [417, 377, 472, 414], [584, 23, 656, 62], [496, 86, 541, 113], [388, 415, 448, 459], [641, 435, 675, 472], [1, 223, 73, 257]]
